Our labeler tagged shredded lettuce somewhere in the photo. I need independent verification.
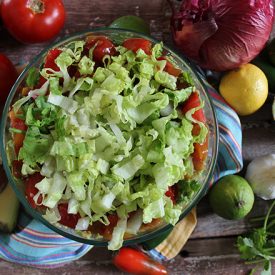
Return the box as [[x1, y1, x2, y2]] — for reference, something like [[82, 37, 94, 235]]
[[108, 217, 127, 250], [48, 93, 79, 114], [75, 217, 90, 231], [11, 40, 208, 250], [143, 198, 165, 224], [18, 128, 53, 166], [112, 154, 145, 180], [13, 80, 49, 114], [43, 207, 61, 224], [126, 209, 143, 234], [42, 172, 67, 208], [26, 67, 40, 87]]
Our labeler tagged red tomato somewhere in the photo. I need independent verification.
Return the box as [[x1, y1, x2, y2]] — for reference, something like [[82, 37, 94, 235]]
[[192, 123, 201, 136], [181, 92, 208, 171], [25, 173, 44, 208], [113, 247, 167, 275], [38, 48, 62, 86], [9, 109, 27, 155], [13, 133, 26, 155], [9, 110, 27, 131], [165, 185, 178, 204], [122, 38, 152, 55], [1, 0, 65, 44], [158, 56, 181, 77], [85, 36, 116, 63], [191, 124, 209, 171], [181, 91, 206, 122], [0, 54, 18, 107], [192, 136, 208, 171], [44, 48, 62, 71], [58, 203, 81, 229]]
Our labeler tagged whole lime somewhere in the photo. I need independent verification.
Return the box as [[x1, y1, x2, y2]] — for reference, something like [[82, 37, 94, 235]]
[[109, 15, 150, 35], [209, 175, 254, 220]]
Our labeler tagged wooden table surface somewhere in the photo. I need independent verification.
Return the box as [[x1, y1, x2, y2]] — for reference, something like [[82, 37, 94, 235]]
[[1, 0, 275, 274]]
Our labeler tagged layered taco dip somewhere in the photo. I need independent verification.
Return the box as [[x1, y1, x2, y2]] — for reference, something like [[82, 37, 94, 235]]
[[7, 35, 208, 250]]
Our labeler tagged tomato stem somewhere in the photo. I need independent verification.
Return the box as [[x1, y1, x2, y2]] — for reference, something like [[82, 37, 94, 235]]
[[27, 0, 45, 14]]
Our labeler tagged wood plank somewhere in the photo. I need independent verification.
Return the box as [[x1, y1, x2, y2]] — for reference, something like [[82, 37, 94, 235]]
[[1, 237, 271, 275], [0, 198, 270, 274], [242, 126, 275, 165], [169, 238, 259, 275]]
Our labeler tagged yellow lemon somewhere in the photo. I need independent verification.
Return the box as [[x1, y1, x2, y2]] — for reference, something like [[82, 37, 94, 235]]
[[219, 64, 268, 116]]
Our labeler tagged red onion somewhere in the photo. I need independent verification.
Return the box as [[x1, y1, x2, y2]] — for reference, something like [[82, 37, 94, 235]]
[[170, 0, 274, 71]]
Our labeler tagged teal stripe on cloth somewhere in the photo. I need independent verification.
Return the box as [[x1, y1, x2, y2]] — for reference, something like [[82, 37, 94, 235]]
[[0, 77, 243, 268]]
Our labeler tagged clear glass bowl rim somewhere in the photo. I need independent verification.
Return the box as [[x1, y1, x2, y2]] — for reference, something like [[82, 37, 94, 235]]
[[0, 27, 219, 246]]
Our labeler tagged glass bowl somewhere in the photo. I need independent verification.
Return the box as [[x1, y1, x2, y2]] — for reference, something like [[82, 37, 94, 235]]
[[0, 28, 219, 246]]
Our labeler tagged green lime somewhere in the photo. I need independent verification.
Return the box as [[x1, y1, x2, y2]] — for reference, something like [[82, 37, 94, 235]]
[[267, 38, 275, 66], [209, 175, 254, 220], [109, 15, 150, 35]]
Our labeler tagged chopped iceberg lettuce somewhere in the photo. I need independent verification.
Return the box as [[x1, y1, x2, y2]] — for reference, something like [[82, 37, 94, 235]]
[[10, 38, 208, 251]]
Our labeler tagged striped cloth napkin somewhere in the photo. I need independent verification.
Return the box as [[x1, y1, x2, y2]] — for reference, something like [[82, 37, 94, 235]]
[[0, 77, 243, 268]]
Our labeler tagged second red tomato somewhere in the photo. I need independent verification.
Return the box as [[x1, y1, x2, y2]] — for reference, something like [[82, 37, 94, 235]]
[[0, 54, 18, 107]]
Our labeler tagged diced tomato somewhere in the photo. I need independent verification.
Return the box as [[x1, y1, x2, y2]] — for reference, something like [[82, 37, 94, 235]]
[[25, 173, 44, 209], [122, 38, 152, 55], [37, 76, 47, 87], [44, 48, 62, 71], [113, 247, 167, 275], [13, 133, 25, 155], [85, 36, 116, 63], [181, 91, 206, 123], [165, 185, 178, 204], [100, 213, 119, 240], [12, 160, 23, 178], [192, 123, 201, 136], [9, 109, 27, 155], [192, 135, 209, 171], [58, 203, 81, 229], [38, 48, 62, 87], [181, 92, 208, 171], [157, 56, 181, 77], [9, 109, 27, 131], [74, 70, 82, 79]]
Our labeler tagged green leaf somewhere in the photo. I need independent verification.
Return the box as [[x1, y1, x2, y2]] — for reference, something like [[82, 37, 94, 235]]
[[237, 236, 261, 260], [18, 127, 53, 166], [177, 180, 201, 204], [154, 71, 177, 90], [26, 67, 40, 87], [78, 55, 95, 75], [261, 261, 272, 275]]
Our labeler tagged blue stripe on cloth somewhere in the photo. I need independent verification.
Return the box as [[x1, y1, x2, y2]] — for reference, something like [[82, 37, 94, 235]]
[[16, 213, 81, 245], [0, 73, 243, 267], [205, 83, 243, 186], [145, 248, 167, 262], [0, 211, 93, 268]]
